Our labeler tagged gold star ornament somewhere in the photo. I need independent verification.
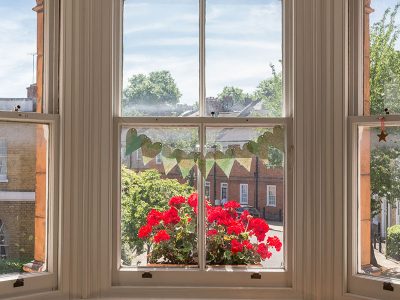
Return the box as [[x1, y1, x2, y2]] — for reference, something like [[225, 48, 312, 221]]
[[378, 130, 388, 142]]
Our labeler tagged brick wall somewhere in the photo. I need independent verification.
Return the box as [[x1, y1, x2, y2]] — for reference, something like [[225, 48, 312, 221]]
[[130, 153, 285, 221], [0, 123, 36, 191], [0, 201, 35, 260]]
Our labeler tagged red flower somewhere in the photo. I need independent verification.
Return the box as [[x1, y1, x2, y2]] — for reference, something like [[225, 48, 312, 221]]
[[153, 230, 170, 243], [138, 225, 152, 239], [242, 240, 253, 250], [163, 207, 181, 225], [224, 201, 241, 209], [240, 210, 253, 223], [257, 243, 272, 260], [267, 236, 282, 252], [188, 193, 198, 213], [187, 217, 192, 223], [147, 209, 163, 226], [227, 221, 245, 235], [249, 218, 270, 242], [231, 239, 244, 254], [207, 229, 218, 236], [169, 195, 186, 207]]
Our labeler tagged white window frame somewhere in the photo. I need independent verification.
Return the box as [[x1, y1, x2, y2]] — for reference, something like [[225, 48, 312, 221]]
[[155, 153, 162, 165], [348, 116, 400, 299], [267, 185, 277, 207], [0, 139, 7, 182], [220, 182, 228, 202], [240, 183, 248, 205], [112, 0, 294, 290], [347, 0, 400, 298], [205, 181, 210, 198], [0, 0, 60, 298]]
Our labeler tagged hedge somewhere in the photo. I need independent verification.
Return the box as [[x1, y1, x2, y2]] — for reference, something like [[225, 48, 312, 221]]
[[387, 225, 400, 261]]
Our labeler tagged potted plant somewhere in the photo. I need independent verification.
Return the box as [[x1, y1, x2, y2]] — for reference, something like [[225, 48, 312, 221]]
[[137, 193, 281, 266]]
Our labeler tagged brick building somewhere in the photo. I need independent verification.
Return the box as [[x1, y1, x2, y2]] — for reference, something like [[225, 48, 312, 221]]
[[0, 99, 37, 260], [122, 122, 285, 222]]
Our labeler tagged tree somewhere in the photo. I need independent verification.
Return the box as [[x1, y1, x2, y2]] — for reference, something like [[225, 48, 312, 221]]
[[120, 167, 194, 265], [370, 4, 400, 115], [122, 71, 182, 115], [217, 86, 252, 105], [253, 64, 283, 117], [370, 144, 400, 217]]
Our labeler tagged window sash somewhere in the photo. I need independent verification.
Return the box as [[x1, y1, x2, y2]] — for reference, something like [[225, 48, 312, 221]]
[[348, 116, 400, 299], [267, 185, 277, 207], [113, 116, 292, 287], [240, 184, 248, 204], [0, 111, 59, 298]]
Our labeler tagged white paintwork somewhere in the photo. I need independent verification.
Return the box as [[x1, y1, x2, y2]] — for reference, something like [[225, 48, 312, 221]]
[[0, 192, 35, 201]]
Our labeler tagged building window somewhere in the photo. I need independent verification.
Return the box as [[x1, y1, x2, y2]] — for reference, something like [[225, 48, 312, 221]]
[[117, 0, 289, 287], [155, 153, 162, 165], [220, 182, 228, 204], [205, 181, 210, 199], [239, 184, 248, 205], [0, 139, 7, 182], [267, 185, 277, 207]]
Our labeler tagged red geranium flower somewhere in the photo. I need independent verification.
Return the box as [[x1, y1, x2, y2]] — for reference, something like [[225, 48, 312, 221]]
[[163, 207, 181, 225], [147, 209, 163, 226], [257, 243, 272, 260], [240, 210, 253, 223], [249, 218, 270, 242], [242, 240, 253, 250], [187, 193, 198, 213], [267, 236, 282, 252], [227, 221, 245, 235], [224, 201, 241, 209], [231, 239, 244, 254], [138, 224, 152, 239], [168, 195, 186, 207], [153, 230, 170, 243], [207, 229, 218, 236]]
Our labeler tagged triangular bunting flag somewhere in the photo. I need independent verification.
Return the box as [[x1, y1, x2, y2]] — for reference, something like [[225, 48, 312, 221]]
[[178, 159, 196, 178], [236, 157, 253, 172], [216, 157, 235, 178], [142, 155, 153, 166], [161, 154, 177, 175]]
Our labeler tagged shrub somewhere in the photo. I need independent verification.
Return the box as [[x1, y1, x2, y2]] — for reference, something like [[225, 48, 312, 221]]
[[121, 167, 194, 265], [0, 258, 32, 275], [387, 225, 400, 261]]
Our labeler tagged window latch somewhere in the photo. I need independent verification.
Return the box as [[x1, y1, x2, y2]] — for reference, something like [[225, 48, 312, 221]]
[[13, 278, 24, 288], [142, 272, 152, 279], [251, 273, 261, 279], [383, 282, 394, 292]]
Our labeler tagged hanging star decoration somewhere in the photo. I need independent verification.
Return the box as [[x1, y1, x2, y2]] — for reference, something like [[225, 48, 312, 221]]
[[378, 116, 388, 142]]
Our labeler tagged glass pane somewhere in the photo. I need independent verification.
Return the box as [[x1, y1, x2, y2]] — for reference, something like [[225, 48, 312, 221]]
[[123, 0, 199, 117], [358, 125, 400, 280], [206, 0, 283, 117], [0, 122, 49, 277], [0, 0, 44, 113], [120, 126, 199, 267], [205, 126, 284, 268], [365, 0, 400, 115]]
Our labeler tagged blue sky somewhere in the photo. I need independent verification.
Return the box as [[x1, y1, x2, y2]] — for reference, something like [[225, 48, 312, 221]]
[[0, 0, 37, 98], [0, 1, 398, 102], [123, 0, 282, 105]]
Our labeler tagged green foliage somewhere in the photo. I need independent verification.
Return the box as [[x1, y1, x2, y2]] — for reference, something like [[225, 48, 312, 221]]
[[370, 144, 400, 216], [0, 258, 32, 275], [387, 225, 400, 260], [254, 64, 283, 117], [122, 71, 182, 114], [217, 86, 252, 104], [120, 167, 194, 265], [370, 3, 400, 115]]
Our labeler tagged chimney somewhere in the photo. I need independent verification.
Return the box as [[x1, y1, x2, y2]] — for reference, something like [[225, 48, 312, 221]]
[[27, 84, 37, 99]]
